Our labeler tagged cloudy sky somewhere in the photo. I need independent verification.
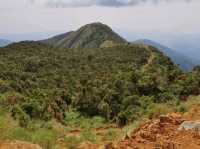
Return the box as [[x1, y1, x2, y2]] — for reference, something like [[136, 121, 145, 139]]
[[0, 0, 200, 41]]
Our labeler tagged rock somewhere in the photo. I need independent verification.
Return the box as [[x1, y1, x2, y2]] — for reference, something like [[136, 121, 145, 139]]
[[178, 121, 200, 131], [168, 113, 182, 119], [102, 142, 118, 149], [159, 113, 184, 125], [139, 130, 156, 142], [155, 140, 176, 149], [159, 115, 171, 123]]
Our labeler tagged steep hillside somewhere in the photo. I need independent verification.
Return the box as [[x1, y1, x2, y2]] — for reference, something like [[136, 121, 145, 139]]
[[41, 31, 73, 46], [0, 39, 12, 47], [160, 33, 200, 65], [0, 41, 192, 124], [133, 39, 195, 70], [41, 22, 127, 49]]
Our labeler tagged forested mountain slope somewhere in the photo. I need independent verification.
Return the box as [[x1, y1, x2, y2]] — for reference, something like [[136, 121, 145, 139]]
[[0, 41, 199, 126]]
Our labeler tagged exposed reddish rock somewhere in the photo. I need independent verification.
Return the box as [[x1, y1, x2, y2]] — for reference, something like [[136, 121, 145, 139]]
[[116, 108, 200, 149], [77, 141, 98, 149]]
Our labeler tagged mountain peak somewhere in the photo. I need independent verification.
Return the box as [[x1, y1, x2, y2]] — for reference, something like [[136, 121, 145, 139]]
[[41, 22, 127, 49], [79, 22, 112, 29], [81, 22, 107, 26]]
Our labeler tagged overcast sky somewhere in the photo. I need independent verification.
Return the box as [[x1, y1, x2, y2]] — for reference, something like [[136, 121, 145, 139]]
[[0, 0, 200, 38]]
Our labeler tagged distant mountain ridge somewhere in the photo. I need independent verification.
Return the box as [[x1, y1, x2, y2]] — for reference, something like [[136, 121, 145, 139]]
[[41, 22, 127, 49], [133, 39, 195, 70], [41, 22, 197, 70], [0, 39, 12, 47]]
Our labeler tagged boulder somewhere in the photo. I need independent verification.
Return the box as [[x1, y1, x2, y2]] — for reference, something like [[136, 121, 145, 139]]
[[179, 121, 200, 131]]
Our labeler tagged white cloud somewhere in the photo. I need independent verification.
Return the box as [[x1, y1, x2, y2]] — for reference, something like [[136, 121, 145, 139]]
[[29, 0, 196, 7], [0, 0, 199, 35]]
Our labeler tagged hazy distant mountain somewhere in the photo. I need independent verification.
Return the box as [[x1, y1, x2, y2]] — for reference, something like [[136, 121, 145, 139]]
[[164, 35, 200, 65], [41, 22, 127, 49], [0, 32, 61, 42], [133, 39, 195, 70], [119, 31, 200, 67], [0, 39, 12, 47]]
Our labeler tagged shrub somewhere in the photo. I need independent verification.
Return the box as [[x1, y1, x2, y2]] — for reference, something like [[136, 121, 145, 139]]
[[80, 131, 98, 143], [157, 92, 178, 102], [147, 104, 174, 119], [177, 105, 187, 113], [11, 105, 30, 127]]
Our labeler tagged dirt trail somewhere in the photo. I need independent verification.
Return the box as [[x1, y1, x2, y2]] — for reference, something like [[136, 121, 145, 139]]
[[65, 124, 119, 137], [142, 51, 155, 71], [0, 140, 42, 149]]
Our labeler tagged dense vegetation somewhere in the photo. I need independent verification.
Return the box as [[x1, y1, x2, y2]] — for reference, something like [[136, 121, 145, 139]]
[[0, 41, 199, 128]]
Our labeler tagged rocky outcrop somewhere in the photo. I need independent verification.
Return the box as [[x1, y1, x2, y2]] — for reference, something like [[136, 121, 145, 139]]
[[179, 121, 200, 132], [76, 105, 200, 149], [115, 112, 200, 149]]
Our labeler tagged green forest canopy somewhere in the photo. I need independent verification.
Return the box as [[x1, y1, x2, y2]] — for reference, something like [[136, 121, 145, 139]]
[[0, 41, 199, 126]]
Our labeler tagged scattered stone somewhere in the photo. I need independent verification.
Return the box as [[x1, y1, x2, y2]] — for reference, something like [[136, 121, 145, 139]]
[[139, 130, 156, 142], [77, 141, 97, 149], [117, 105, 200, 149], [159, 115, 171, 123]]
